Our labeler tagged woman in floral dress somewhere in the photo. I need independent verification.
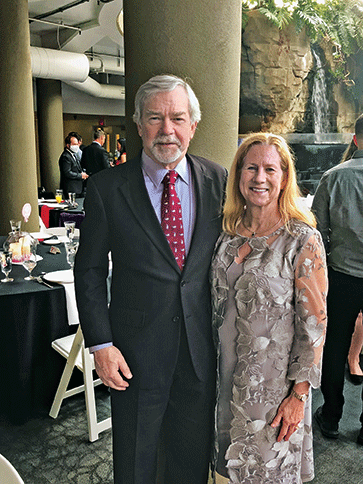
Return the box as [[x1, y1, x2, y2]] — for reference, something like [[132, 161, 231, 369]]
[[211, 133, 327, 483]]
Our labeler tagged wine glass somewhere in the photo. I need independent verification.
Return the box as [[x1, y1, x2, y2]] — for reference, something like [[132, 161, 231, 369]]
[[64, 221, 76, 241], [23, 253, 37, 280], [65, 240, 79, 269], [1, 250, 14, 282]]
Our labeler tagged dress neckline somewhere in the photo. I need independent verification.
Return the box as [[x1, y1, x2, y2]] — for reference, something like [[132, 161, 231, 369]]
[[234, 223, 286, 242]]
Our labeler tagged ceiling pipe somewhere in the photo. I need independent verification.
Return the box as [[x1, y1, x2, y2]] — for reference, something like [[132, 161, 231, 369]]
[[31, 0, 91, 21], [66, 77, 124, 99], [29, 18, 82, 33], [31, 46, 89, 81], [30, 46, 124, 99], [87, 54, 125, 75]]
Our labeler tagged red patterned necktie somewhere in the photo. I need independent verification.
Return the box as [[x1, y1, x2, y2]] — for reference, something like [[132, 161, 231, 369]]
[[161, 170, 185, 270]]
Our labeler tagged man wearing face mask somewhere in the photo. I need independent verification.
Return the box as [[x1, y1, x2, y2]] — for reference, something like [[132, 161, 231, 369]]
[[59, 133, 89, 198], [68, 131, 84, 165]]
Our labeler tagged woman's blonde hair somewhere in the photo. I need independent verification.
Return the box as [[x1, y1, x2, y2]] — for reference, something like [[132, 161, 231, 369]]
[[223, 132, 316, 235]]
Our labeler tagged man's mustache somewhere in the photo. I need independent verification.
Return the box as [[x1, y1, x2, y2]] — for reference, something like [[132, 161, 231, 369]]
[[153, 137, 181, 147]]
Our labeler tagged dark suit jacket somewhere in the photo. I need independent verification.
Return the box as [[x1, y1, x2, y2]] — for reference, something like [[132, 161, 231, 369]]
[[58, 148, 83, 197], [81, 141, 110, 176], [74, 153, 227, 388]]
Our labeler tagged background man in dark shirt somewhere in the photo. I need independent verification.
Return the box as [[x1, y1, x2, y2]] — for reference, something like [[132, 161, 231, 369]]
[[81, 128, 110, 176]]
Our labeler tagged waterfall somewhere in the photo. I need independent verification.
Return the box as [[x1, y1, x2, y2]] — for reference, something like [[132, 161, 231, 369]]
[[311, 48, 331, 133]]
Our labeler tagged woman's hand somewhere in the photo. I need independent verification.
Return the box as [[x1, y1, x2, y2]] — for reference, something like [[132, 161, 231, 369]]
[[270, 390, 307, 442]]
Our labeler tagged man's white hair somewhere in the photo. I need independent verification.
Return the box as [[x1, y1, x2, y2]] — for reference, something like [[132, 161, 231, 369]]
[[133, 74, 201, 125]]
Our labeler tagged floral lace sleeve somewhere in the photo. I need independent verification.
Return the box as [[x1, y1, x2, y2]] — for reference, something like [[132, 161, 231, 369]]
[[288, 231, 328, 388]]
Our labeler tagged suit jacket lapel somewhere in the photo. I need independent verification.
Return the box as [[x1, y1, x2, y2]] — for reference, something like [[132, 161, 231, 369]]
[[74, 155, 82, 172], [183, 154, 213, 272], [67, 149, 81, 171], [117, 156, 180, 271]]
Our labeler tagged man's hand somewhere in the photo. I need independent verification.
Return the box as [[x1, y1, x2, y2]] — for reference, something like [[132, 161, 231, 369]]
[[81, 172, 89, 179], [93, 345, 132, 391]]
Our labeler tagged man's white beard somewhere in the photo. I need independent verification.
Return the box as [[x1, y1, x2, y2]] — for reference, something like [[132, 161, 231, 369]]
[[150, 137, 182, 165]]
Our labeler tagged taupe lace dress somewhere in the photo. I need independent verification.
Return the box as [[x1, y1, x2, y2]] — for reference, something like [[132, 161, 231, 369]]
[[211, 220, 327, 484]]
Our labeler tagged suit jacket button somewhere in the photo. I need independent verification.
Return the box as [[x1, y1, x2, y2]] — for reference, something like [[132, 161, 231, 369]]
[[172, 316, 180, 323], [180, 280, 186, 287]]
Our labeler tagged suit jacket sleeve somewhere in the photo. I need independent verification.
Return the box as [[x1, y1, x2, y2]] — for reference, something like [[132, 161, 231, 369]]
[[59, 152, 82, 180], [74, 176, 112, 347], [102, 148, 110, 169]]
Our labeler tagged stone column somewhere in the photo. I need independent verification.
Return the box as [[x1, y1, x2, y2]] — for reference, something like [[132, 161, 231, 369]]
[[36, 79, 64, 194], [0, 0, 39, 233], [123, 0, 242, 170]]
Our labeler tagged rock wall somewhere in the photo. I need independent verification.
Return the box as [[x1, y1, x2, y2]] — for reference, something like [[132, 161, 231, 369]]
[[241, 11, 313, 134], [240, 11, 357, 134], [319, 39, 357, 133]]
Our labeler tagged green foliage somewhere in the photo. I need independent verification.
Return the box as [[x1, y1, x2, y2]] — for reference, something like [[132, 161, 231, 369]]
[[242, 0, 363, 59]]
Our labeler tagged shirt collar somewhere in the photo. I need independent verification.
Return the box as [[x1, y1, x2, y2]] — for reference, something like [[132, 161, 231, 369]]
[[141, 150, 189, 189]]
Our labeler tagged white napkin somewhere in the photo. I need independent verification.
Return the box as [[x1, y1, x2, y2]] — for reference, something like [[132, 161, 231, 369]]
[[61, 281, 80, 326]]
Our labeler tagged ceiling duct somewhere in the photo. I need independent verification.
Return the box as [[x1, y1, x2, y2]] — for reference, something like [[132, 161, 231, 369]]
[[66, 77, 124, 99], [30, 46, 124, 99], [31, 47, 89, 82]]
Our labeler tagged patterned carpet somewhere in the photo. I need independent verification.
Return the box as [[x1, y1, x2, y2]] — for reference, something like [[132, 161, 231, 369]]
[[0, 387, 113, 484], [1, 376, 363, 483]]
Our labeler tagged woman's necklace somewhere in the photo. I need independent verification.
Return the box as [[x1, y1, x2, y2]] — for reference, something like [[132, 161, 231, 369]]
[[241, 216, 282, 237]]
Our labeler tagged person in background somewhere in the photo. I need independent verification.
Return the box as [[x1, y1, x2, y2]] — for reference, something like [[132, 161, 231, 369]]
[[81, 128, 110, 176], [58, 133, 88, 198], [74, 74, 228, 484], [340, 136, 357, 164], [340, 137, 363, 384], [67, 131, 84, 164], [312, 113, 363, 444], [115, 138, 127, 165], [348, 312, 363, 385], [211, 132, 327, 483]]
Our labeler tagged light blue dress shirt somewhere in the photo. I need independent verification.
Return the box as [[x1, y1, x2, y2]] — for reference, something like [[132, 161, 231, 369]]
[[90, 150, 196, 352], [141, 151, 196, 254]]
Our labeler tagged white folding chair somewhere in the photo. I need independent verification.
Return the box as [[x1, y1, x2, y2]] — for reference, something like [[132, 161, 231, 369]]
[[0, 454, 24, 484], [39, 215, 47, 232], [49, 326, 111, 442]]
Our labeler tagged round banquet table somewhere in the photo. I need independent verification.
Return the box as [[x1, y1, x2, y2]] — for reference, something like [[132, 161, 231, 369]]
[[0, 236, 78, 424], [39, 197, 84, 228]]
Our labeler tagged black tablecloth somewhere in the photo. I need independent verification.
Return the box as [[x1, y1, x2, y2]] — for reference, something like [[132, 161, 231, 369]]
[[0, 236, 77, 423]]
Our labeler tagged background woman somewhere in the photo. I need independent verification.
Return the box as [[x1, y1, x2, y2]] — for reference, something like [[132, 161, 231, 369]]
[[211, 133, 327, 483], [115, 138, 127, 165]]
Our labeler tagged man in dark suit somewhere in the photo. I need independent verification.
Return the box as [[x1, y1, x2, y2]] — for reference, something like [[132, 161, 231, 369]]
[[81, 128, 110, 176], [58, 133, 88, 197], [74, 74, 227, 484]]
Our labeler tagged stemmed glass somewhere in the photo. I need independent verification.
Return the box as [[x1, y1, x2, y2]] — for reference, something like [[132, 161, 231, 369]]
[[22, 252, 37, 280], [64, 222, 76, 241], [65, 240, 79, 269], [0, 250, 14, 282], [22, 238, 38, 280]]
